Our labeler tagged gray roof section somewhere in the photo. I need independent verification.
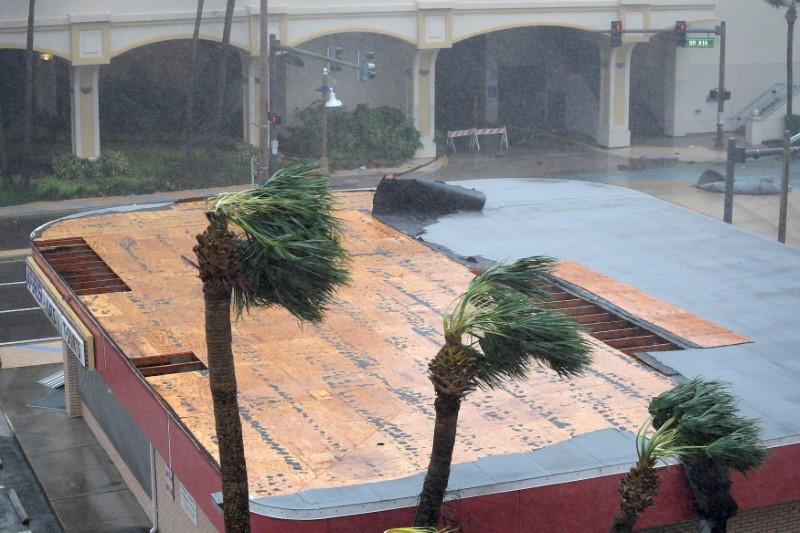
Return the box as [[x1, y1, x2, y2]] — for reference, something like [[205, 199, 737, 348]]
[[420, 178, 800, 439], [241, 428, 637, 519]]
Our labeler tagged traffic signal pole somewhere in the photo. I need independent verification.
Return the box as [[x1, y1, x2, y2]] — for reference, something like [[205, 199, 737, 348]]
[[715, 21, 727, 149]]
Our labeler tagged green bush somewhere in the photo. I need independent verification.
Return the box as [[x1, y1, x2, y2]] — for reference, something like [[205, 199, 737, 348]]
[[51, 153, 90, 180], [50, 150, 130, 180], [97, 150, 130, 177], [282, 104, 421, 168], [434, 130, 447, 158]]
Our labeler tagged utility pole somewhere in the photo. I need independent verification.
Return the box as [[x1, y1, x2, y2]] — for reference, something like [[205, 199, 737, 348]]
[[714, 21, 727, 149], [724, 138, 736, 224], [320, 67, 330, 175], [779, 129, 791, 243], [258, 0, 271, 181]]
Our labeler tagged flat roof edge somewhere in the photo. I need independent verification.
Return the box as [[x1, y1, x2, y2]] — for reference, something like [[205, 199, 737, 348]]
[[230, 432, 800, 521], [29, 202, 175, 241]]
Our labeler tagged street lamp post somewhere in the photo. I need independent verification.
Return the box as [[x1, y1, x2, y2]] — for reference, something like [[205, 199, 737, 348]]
[[320, 67, 330, 175], [319, 67, 342, 175]]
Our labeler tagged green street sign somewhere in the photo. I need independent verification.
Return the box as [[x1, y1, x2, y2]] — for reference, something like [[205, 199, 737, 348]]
[[685, 37, 715, 48]]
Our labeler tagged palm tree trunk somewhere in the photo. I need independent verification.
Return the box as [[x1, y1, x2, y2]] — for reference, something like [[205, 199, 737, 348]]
[[209, 0, 236, 154], [0, 99, 9, 187], [184, 0, 204, 162], [414, 393, 462, 527], [610, 458, 659, 533], [196, 216, 251, 533], [22, 0, 35, 188], [787, 4, 796, 123], [683, 456, 737, 533]]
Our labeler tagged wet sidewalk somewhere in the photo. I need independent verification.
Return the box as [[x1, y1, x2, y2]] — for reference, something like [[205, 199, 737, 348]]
[[0, 363, 151, 532]]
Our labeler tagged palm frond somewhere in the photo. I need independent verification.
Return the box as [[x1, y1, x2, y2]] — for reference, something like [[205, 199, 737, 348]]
[[209, 161, 351, 321], [705, 426, 769, 473], [766, 0, 791, 8], [647, 379, 768, 474], [443, 256, 592, 387]]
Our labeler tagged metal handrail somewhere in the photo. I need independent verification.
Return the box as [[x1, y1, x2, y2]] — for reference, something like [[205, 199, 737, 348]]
[[734, 82, 784, 122], [734, 82, 800, 122]]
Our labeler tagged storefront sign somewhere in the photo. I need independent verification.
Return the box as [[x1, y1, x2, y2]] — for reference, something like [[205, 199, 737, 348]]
[[26, 259, 94, 368]]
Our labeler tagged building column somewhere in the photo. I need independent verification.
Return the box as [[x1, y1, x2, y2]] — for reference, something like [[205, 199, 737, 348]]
[[63, 342, 82, 418], [596, 44, 634, 148], [412, 48, 440, 159], [70, 65, 100, 160], [242, 55, 260, 147]]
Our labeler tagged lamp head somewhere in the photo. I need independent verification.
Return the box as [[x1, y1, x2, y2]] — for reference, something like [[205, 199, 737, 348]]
[[325, 90, 343, 108]]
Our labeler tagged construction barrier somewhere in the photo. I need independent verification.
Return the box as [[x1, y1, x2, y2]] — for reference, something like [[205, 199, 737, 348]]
[[446, 128, 479, 152], [475, 127, 510, 149], [447, 127, 509, 152]]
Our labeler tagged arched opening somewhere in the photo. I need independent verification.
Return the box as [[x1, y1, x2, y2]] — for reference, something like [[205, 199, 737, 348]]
[[629, 34, 674, 139], [101, 39, 243, 147], [0, 48, 72, 174], [435, 26, 602, 151], [284, 32, 416, 123], [279, 32, 419, 169]]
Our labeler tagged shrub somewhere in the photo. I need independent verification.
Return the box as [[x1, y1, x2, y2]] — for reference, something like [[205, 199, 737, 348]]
[[97, 150, 130, 177], [226, 142, 260, 167], [51, 153, 90, 180], [282, 103, 421, 167], [51, 150, 130, 180]]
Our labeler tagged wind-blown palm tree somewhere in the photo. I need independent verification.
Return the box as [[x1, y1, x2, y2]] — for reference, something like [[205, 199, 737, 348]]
[[611, 379, 767, 533], [767, 0, 798, 126], [22, 0, 35, 188], [413, 257, 593, 527], [183, 0, 204, 162], [209, 0, 236, 153], [193, 162, 350, 532]]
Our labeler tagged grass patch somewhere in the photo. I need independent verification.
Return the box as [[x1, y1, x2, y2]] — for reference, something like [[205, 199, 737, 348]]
[[0, 139, 254, 206]]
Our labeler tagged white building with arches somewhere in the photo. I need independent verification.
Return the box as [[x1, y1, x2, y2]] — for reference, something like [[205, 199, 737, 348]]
[[0, 0, 794, 159]]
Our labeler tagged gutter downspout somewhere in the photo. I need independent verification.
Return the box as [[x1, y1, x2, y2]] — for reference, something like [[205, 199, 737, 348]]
[[149, 442, 159, 533]]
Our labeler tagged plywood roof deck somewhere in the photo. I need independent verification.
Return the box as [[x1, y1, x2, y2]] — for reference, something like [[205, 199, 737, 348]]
[[36, 192, 680, 499]]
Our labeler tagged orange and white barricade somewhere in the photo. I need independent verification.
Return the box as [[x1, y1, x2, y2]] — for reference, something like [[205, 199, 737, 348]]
[[475, 127, 509, 149], [446, 128, 480, 152]]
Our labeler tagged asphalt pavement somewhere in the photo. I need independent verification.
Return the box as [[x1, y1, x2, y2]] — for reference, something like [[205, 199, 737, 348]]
[[0, 255, 58, 348]]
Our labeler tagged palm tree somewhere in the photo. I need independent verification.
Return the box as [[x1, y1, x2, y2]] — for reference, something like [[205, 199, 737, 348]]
[[413, 257, 593, 527], [611, 379, 767, 533], [767, 0, 797, 126], [22, 0, 35, 188], [209, 0, 236, 153], [193, 162, 350, 532], [183, 0, 204, 162]]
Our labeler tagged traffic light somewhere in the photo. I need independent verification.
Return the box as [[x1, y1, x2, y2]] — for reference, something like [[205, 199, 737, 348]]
[[328, 46, 344, 72], [358, 50, 376, 81], [269, 34, 280, 55], [610, 21, 622, 48], [269, 113, 282, 125], [675, 21, 687, 47]]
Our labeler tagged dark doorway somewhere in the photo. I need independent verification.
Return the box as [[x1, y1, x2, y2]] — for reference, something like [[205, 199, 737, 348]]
[[498, 65, 545, 128]]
